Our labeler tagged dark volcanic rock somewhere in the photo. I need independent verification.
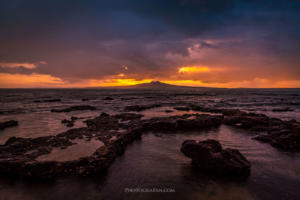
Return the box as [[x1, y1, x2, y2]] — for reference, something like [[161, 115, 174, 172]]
[[181, 139, 251, 178], [125, 104, 161, 112], [143, 118, 177, 132], [103, 97, 114, 100], [272, 107, 294, 112], [270, 133, 300, 150], [51, 105, 96, 113], [223, 115, 272, 130], [176, 115, 223, 130], [0, 112, 227, 180], [114, 113, 143, 121], [253, 135, 273, 143], [85, 113, 119, 131], [173, 106, 191, 111], [253, 132, 300, 151], [1, 106, 298, 180], [61, 117, 80, 127], [0, 120, 18, 130], [61, 119, 74, 127], [71, 116, 78, 121], [142, 114, 223, 132], [0, 114, 143, 179], [34, 99, 61, 103], [220, 109, 300, 151]]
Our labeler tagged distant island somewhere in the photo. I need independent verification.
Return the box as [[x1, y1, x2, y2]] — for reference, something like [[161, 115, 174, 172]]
[[122, 81, 184, 89], [105, 81, 216, 90]]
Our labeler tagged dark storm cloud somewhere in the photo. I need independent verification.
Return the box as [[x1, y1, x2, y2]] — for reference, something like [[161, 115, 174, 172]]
[[0, 0, 300, 82], [0, 0, 234, 40]]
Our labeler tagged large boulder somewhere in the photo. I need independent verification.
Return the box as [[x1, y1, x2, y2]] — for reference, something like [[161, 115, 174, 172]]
[[181, 139, 251, 178]]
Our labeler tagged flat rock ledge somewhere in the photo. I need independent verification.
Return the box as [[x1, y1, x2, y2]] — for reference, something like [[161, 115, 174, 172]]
[[222, 112, 300, 151], [181, 139, 251, 178], [0, 113, 221, 179], [187, 105, 300, 151]]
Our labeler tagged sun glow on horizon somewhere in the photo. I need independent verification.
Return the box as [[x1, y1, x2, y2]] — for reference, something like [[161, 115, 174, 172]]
[[0, 72, 300, 88], [93, 78, 152, 87], [178, 66, 210, 74]]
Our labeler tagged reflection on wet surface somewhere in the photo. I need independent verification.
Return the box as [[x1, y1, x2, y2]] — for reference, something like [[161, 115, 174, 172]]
[[0, 125, 299, 200], [0, 111, 98, 144], [140, 106, 221, 119], [36, 139, 104, 162]]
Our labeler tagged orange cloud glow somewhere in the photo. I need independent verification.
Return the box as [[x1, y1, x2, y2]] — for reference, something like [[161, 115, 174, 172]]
[[178, 66, 210, 74], [0, 62, 37, 69], [90, 78, 152, 87], [162, 78, 300, 88], [0, 61, 47, 69], [0, 72, 299, 88], [0, 73, 63, 88]]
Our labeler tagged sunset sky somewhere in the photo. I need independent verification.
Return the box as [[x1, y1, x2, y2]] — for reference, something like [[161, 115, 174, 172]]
[[0, 0, 300, 88]]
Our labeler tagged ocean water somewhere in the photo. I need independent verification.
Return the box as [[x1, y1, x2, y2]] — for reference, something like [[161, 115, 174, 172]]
[[0, 88, 299, 200], [0, 88, 299, 142]]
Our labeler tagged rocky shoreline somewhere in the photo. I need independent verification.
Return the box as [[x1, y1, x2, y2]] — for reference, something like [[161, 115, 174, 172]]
[[0, 112, 222, 179], [185, 105, 300, 151], [0, 105, 299, 179], [0, 113, 144, 179]]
